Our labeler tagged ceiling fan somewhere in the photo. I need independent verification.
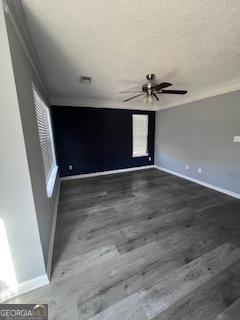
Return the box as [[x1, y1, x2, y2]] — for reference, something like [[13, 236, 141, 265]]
[[119, 74, 187, 104]]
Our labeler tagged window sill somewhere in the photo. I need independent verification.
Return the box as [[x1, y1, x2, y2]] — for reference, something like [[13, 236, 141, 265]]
[[47, 166, 58, 198], [132, 152, 149, 158]]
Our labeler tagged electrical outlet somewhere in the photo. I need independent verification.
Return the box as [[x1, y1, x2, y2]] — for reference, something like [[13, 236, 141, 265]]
[[185, 164, 189, 170], [69, 165, 73, 170], [233, 136, 240, 142], [198, 168, 202, 174]]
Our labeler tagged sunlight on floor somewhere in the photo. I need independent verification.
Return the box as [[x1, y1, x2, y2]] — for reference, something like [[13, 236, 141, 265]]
[[0, 218, 17, 298]]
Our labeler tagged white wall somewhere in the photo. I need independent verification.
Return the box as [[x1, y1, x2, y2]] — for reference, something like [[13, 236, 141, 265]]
[[0, 0, 46, 294]]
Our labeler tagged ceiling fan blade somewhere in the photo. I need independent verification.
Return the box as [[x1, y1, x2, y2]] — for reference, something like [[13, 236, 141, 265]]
[[153, 93, 159, 101], [159, 89, 187, 95], [154, 82, 172, 91], [123, 93, 145, 102], [119, 91, 143, 94]]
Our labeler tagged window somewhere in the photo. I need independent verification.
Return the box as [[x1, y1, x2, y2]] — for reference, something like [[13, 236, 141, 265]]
[[132, 114, 149, 157], [33, 84, 57, 197]]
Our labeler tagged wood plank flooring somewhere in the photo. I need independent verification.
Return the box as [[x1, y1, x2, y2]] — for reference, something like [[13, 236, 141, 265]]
[[5, 168, 240, 320]]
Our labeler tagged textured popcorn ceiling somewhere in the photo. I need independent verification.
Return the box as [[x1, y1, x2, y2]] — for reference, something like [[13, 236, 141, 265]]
[[21, 0, 240, 110]]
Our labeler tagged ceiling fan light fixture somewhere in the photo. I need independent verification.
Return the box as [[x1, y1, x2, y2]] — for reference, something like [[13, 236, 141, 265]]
[[120, 74, 187, 103], [144, 94, 157, 104]]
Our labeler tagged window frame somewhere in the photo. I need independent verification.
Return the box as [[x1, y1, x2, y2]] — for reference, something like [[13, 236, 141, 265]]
[[32, 83, 58, 197], [132, 114, 149, 158]]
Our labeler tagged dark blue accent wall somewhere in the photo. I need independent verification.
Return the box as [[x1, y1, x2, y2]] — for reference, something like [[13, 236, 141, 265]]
[[51, 106, 155, 177]]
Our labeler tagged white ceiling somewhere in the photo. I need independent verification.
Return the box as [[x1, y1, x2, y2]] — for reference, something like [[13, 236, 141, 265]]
[[21, 0, 240, 110]]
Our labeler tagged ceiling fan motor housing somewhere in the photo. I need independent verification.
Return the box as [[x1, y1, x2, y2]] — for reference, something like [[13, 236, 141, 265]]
[[142, 74, 156, 94], [142, 84, 152, 94]]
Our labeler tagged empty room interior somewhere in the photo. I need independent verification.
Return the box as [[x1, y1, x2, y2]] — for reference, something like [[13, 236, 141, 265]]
[[1, 0, 240, 319]]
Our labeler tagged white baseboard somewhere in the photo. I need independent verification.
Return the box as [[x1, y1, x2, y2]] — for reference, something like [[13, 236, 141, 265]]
[[0, 274, 49, 303], [47, 180, 60, 280], [60, 165, 155, 181], [154, 165, 240, 199], [0, 184, 60, 302]]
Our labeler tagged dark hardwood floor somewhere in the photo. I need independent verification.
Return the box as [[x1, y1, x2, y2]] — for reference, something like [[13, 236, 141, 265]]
[[6, 168, 240, 319]]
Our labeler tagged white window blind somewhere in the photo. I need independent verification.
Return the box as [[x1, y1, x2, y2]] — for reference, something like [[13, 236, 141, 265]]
[[33, 85, 56, 184], [132, 114, 149, 157]]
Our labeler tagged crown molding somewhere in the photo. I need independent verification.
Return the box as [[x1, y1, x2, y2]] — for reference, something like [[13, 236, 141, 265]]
[[51, 79, 240, 111], [50, 96, 157, 111], [155, 80, 240, 111], [4, 0, 239, 112], [3, 0, 49, 99]]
